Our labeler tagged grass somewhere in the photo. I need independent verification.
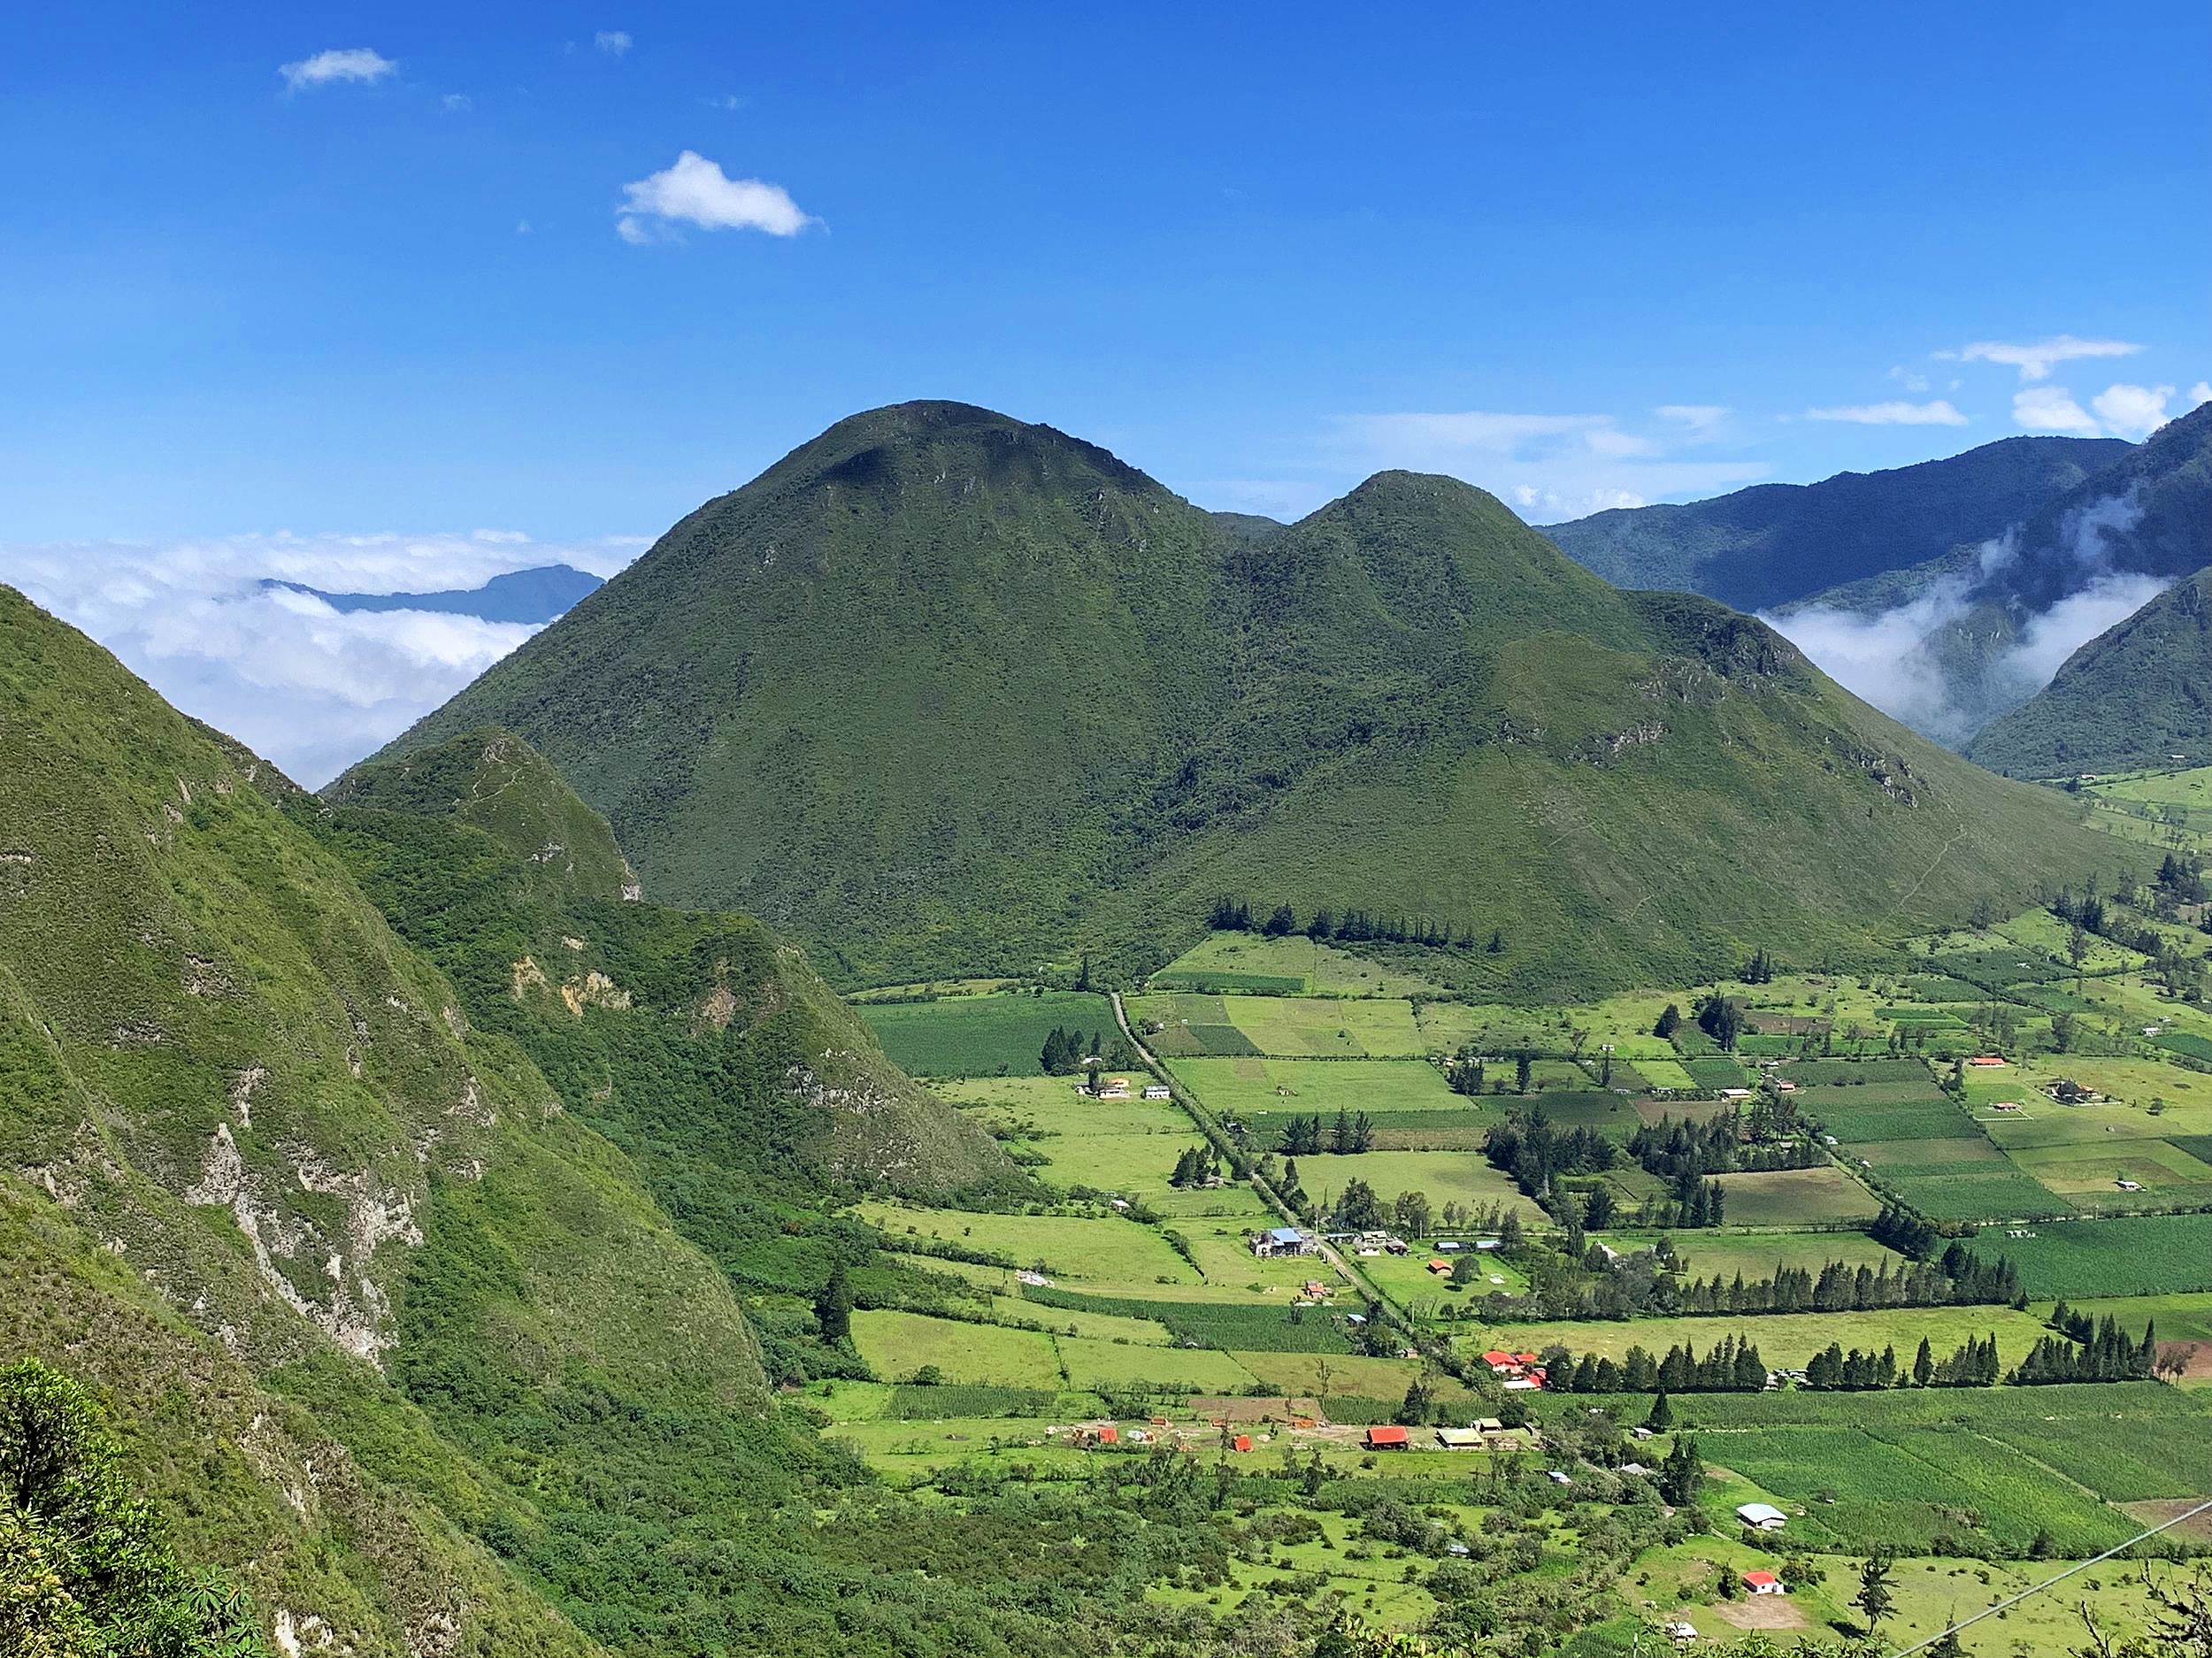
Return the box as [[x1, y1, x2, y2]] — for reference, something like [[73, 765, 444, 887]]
[[850, 1309, 1066, 1386], [1055, 1337, 1257, 1393], [1150, 931, 1450, 997], [855, 1201, 1202, 1286], [1622, 1228, 1908, 1279], [1709, 1165, 1881, 1225], [855, 988, 1117, 1077], [1165, 1055, 1472, 1126], [1292, 1149, 1536, 1217], [1683, 1056, 1753, 1090]]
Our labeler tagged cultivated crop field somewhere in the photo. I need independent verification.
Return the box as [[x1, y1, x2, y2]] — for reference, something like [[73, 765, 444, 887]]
[[1150, 930, 1449, 997], [1167, 1055, 1468, 1124], [856, 988, 1117, 1076], [1991, 1215, 2212, 1296], [1478, 1302, 2053, 1370], [857, 1201, 1202, 1286]]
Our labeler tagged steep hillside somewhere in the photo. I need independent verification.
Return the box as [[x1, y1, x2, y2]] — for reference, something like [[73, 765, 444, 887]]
[[368, 402, 2124, 994], [0, 587, 793, 1651], [1542, 435, 2129, 611], [320, 726, 1018, 1209], [1968, 566, 2212, 775]]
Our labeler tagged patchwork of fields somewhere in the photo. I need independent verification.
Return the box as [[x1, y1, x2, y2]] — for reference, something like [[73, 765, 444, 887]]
[[830, 933, 2212, 1658]]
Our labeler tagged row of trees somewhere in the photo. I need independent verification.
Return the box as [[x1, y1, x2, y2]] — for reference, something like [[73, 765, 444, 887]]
[[1167, 1145, 1221, 1188], [2010, 1315, 2161, 1384], [1484, 1107, 1619, 1196], [1203, 894, 1504, 952], [1548, 1335, 1771, 1394], [1667, 1253, 2017, 1318], [1805, 1334, 1998, 1389], [1039, 1025, 1105, 1075], [1272, 1109, 1376, 1155]]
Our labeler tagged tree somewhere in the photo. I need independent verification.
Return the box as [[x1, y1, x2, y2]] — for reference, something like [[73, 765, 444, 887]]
[[1855, 1554, 1896, 1633], [1515, 1052, 1534, 1094], [1644, 1391, 1672, 1431], [1657, 1433, 1704, 1506], [1263, 903, 1297, 937], [1655, 1003, 1682, 1040], [0, 1359, 271, 1658], [814, 1258, 853, 1342], [1395, 1376, 1435, 1426]]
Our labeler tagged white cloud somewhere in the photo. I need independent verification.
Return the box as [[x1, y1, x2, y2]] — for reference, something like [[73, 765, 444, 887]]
[[1804, 400, 1967, 426], [2191, 381, 2212, 409], [441, 92, 472, 112], [703, 93, 749, 111], [2088, 382, 2176, 441], [595, 29, 632, 55], [279, 48, 397, 92], [2012, 385, 2101, 434], [1886, 366, 1932, 394], [617, 150, 814, 242], [0, 531, 644, 787], [1942, 335, 2141, 382], [1655, 404, 1729, 434]]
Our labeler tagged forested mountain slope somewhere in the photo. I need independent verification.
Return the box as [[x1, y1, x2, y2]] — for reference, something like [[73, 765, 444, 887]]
[[1969, 566, 2212, 775], [370, 402, 2123, 994]]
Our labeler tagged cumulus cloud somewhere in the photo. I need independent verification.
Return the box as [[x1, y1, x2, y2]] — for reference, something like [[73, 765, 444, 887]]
[[1804, 400, 1967, 426], [2088, 382, 2176, 441], [0, 532, 643, 787], [1942, 335, 2141, 382], [595, 30, 632, 54], [617, 150, 814, 242], [279, 48, 397, 91], [2012, 385, 2101, 434], [1330, 410, 1766, 523], [1887, 366, 1932, 393], [2192, 381, 2212, 409]]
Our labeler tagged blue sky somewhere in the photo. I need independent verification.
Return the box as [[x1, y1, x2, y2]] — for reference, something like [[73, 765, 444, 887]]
[[4, 2, 2206, 779]]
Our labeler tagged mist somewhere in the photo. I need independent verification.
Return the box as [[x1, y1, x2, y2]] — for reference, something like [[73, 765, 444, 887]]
[[1764, 488, 2161, 744]]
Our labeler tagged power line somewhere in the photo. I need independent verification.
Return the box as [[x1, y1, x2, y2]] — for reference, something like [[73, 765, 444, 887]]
[[1887, 1494, 2212, 1657]]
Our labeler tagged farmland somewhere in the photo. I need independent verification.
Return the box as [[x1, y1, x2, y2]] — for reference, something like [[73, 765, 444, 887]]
[[827, 950, 2212, 1658], [856, 986, 1117, 1075]]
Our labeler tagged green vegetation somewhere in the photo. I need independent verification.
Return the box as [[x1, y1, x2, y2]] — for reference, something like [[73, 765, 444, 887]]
[[1992, 1216, 2212, 1296], [365, 402, 2125, 996], [855, 988, 1117, 1077]]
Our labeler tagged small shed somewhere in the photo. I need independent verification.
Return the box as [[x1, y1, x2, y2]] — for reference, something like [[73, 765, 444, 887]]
[[1435, 1427, 1485, 1449], [1743, 1570, 1784, 1595], [1736, 1501, 1787, 1530], [1364, 1425, 1410, 1449], [1231, 1434, 1252, 1453]]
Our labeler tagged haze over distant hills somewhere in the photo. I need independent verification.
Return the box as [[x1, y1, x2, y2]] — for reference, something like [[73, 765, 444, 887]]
[[1540, 435, 2130, 614], [264, 562, 604, 625], [365, 401, 2120, 994]]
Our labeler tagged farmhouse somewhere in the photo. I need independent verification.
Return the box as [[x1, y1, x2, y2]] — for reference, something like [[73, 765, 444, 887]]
[[1967, 1055, 2008, 1069], [1426, 1258, 1452, 1275], [1364, 1425, 1410, 1450], [2116, 1178, 2144, 1192], [1230, 1434, 1252, 1453], [1735, 1502, 1787, 1530], [1743, 1571, 1785, 1595], [1249, 1226, 1316, 1259], [1990, 1101, 2022, 1113], [1664, 1623, 1699, 1644], [1142, 1084, 1171, 1100], [1434, 1427, 1485, 1449], [1098, 1077, 1133, 1099], [2052, 1078, 2093, 1104]]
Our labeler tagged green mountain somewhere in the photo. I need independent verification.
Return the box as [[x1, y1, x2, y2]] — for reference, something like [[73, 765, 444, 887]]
[[320, 725, 1017, 1207], [367, 401, 2123, 994], [1967, 566, 2212, 775], [1540, 435, 2130, 612], [0, 587, 1048, 1656]]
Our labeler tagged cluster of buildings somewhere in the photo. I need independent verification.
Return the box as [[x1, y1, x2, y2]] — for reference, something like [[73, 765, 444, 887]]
[[1479, 1347, 1548, 1389]]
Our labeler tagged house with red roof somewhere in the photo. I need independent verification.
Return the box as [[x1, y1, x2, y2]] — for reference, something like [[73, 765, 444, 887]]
[[1743, 1570, 1785, 1595], [1365, 1425, 1410, 1449]]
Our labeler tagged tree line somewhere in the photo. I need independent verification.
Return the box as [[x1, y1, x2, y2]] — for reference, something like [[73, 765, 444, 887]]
[[1205, 894, 1503, 953], [1629, 1114, 1817, 1179], [2011, 1310, 2160, 1384], [1272, 1109, 1377, 1155]]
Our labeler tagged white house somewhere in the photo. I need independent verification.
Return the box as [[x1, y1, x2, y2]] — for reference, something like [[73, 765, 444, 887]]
[[1735, 1501, 1787, 1531], [1142, 1084, 1171, 1100], [1743, 1570, 1786, 1595]]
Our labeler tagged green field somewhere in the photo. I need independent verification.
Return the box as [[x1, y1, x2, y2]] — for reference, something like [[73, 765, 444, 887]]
[[1291, 1148, 1535, 1217], [1148, 931, 1450, 997], [857, 1201, 1202, 1286], [1632, 1228, 1907, 1280], [1208, 995, 1431, 1057], [1166, 1055, 1471, 1127], [850, 1309, 1066, 1387], [856, 988, 1117, 1077], [1709, 1164, 1881, 1224]]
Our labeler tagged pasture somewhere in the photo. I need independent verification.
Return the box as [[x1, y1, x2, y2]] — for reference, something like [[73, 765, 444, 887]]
[[856, 1201, 1202, 1286], [1149, 930, 1448, 997], [1167, 1055, 1469, 1125], [1709, 1164, 1881, 1225], [856, 988, 1116, 1077], [1291, 1148, 1535, 1217], [849, 1309, 1065, 1387], [1215, 995, 1429, 1057]]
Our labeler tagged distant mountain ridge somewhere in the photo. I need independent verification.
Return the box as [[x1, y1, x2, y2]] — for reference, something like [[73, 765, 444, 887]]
[[265, 562, 603, 624], [364, 400, 2121, 994], [1541, 435, 2131, 613]]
